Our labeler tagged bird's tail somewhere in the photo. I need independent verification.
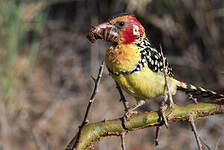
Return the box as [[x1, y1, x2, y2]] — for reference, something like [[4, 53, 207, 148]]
[[176, 81, 224, 100]]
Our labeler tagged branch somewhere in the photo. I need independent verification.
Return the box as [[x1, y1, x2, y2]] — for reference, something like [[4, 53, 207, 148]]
[[73, 103, 224, 150], [120, 133, 126, 150], [65, 62, 104, 150], [189, 115, 202, 150], [160, 45, 174, 107], [115, 81, 129, 112]]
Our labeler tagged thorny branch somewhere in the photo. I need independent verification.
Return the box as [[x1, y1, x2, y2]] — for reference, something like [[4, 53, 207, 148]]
[[65, 61, 104, 150]]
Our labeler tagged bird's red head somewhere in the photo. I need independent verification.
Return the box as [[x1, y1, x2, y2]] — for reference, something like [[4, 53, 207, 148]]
[[87, 13, 145, 44], [109, 14, 144, 44]]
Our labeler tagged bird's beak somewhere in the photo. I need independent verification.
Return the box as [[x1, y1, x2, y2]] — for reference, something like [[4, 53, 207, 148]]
[[87, 22, 120, 43]]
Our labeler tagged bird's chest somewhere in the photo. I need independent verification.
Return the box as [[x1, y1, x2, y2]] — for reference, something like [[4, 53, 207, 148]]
[[105, 44, 140, 73]]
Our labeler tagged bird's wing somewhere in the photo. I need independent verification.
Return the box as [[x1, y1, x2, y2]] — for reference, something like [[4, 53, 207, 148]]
[[137, 39, 174, 77]]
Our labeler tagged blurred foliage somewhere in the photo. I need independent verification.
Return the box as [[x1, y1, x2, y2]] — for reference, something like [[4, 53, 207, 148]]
[[0, 0, 46, 114]]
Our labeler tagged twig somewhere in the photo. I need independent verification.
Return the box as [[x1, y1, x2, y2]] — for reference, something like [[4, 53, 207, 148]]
[[32, 128, 49, 150], [115, 82, 129, 112], [160, 45, 174, 108], [189, 114, 203, 150], [214, 136, 222, 150], [154, 126, 161, 146], [159, 45, 175, 128], [159, 97, 168, 128], [120, 133, 126, 150], [65, 61, 105, 150], [199, 137, 211, 150]]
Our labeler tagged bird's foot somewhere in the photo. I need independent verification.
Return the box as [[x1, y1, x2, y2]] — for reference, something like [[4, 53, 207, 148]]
[[123, 110, 138, 120], [122, 100, 145, 128], [154, 101, 169, 146], [188, 94, 198, 103], [159, 101, 169, 128]]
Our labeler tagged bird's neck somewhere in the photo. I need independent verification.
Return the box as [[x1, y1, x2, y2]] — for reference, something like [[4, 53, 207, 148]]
[[105, 43, 141, 74]]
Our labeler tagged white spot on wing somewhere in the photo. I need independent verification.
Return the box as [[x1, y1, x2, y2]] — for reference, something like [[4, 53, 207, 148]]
[[155, 60, 158, 65], [151, 60, 154, 65]]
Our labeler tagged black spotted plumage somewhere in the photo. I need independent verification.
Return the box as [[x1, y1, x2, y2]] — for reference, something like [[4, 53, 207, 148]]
[[136, 38, 174, 77], [108, 38, 174, 77]]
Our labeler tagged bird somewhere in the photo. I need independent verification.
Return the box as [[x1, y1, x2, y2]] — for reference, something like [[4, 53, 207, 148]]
[[87, 13, 224, 111]]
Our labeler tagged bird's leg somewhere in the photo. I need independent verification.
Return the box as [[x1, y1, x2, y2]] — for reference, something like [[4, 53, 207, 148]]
[[154, 95, 169, 146], [188, 94, 198, 104], [115, 81, 145, 118], [124, 100, 145, 119]]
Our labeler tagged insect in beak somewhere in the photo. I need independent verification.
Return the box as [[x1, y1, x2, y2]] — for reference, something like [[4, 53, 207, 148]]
[[87, 22, 120, 43]]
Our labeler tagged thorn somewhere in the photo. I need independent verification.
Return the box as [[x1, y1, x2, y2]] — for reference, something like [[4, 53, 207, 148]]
[[90, 75, 96, 83]]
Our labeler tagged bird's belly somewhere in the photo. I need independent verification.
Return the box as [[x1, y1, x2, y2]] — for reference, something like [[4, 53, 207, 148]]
[[112, 67, 177, 100]]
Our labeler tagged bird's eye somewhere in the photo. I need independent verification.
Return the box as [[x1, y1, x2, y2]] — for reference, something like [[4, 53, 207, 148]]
[[118, 21, 125, 27]]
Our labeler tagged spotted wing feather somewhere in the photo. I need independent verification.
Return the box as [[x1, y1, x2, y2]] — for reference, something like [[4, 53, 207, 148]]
[[137, 38, 174, 77]]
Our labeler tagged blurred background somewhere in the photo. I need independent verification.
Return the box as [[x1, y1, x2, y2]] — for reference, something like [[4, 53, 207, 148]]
[[0, 0, 224, 150]]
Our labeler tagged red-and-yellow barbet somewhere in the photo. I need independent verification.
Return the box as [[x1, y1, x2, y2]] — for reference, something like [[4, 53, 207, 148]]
[[87, 13, 224, 112]]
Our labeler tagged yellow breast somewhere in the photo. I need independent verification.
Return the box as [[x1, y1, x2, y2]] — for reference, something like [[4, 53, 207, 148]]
[[105, 44, 178, 100], [105, 44, 140, 73], [111, 66, 178, 100]]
